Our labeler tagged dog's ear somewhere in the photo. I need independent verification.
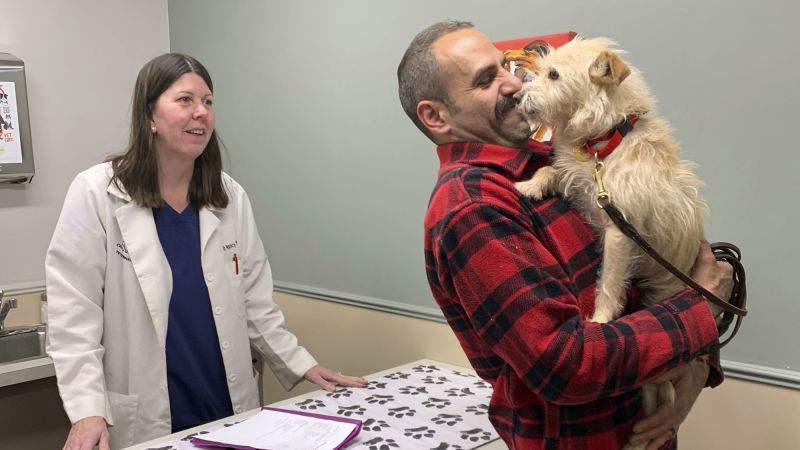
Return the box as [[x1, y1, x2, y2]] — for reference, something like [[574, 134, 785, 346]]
[[523, 39, 551, 58], [589, 50, 630, 86]]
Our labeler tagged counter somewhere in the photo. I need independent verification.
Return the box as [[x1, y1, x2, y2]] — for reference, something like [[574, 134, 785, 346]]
[[125, 358, 505, 450], [0, 356, 55, 388]]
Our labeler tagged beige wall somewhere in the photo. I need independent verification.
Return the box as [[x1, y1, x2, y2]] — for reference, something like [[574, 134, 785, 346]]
[[268, 292, 800, 450], [3, 291, 800, 449]]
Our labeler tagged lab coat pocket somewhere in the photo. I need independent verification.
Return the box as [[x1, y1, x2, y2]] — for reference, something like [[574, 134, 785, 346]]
[[107, 390, 139, 449], [227, 266, 247, 319]]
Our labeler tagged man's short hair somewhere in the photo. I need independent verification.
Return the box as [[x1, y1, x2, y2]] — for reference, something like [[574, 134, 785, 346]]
[[397, 20, 474, 142]]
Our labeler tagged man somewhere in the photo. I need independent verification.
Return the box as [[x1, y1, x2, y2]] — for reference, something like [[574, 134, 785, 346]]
[[397, 21, 732, 450]]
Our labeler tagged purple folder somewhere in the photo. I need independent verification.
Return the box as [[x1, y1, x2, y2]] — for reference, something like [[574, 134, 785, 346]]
[[191, 406, 362, 450]]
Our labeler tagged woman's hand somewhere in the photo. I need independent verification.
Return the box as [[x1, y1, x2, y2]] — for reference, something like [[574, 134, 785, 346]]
[[304, 365, 368, 392], [62, 416, 109, 450]]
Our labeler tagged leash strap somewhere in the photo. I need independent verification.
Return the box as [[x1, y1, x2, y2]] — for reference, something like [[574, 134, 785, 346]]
[[598, 198, 747, 348]]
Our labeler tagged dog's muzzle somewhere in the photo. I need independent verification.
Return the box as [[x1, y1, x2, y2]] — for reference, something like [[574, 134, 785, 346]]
[[513, 91, 537, 115]]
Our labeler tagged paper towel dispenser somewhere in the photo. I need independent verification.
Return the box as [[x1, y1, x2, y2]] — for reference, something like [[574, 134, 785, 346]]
[[0, 53, 34, 184]]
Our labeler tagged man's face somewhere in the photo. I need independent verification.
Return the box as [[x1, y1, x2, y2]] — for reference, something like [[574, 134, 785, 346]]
[[432, 29, 532, 147]]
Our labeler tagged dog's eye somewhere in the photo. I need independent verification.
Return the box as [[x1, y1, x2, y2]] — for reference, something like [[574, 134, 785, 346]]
[[548, 69, 559, 80]]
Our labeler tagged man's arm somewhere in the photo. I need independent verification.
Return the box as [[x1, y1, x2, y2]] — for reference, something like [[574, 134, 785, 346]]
[[628, 241, 732, 447], [434, 200, 721, 404]]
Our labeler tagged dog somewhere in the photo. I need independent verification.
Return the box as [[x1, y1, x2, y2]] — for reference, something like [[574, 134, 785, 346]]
[[514, 37, 708, 449]]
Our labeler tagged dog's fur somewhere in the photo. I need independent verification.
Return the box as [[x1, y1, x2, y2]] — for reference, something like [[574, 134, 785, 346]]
[[514, 37, 707, 448]]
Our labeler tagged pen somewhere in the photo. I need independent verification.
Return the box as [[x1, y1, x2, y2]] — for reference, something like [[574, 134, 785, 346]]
[[233, 253, 239, 275]]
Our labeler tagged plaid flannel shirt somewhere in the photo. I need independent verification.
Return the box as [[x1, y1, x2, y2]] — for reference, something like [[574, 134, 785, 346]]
[[424, 141, 722, 450]]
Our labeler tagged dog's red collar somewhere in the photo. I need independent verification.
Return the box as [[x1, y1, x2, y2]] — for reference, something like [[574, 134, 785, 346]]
[[582, 114, 639, 160]]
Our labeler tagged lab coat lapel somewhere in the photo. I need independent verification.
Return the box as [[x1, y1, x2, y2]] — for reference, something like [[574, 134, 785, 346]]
[[114, 201, 172, 348], [199, 207, 221, 256]]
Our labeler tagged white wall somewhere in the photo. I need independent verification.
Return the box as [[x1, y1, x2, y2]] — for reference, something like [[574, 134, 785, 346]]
[[0, 0, 170, 289], [165, 0, 800, 378], [0, 2, 169, 448]]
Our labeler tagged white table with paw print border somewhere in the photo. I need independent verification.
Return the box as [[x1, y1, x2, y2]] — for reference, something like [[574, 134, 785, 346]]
[[124, 359, 505, 450]]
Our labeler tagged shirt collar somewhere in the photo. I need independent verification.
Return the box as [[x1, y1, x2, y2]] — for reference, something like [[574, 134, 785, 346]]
[[436, 140, 553, 181]]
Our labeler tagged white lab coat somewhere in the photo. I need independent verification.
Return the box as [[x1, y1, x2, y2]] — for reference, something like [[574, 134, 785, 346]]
[[45, 163, 317, 449]]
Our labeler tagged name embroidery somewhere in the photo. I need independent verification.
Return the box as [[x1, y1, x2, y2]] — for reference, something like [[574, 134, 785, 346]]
[[115, 242, 131, 261]]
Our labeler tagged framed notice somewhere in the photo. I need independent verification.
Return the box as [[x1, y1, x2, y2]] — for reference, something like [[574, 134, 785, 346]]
[[0, 81, 22, 164]]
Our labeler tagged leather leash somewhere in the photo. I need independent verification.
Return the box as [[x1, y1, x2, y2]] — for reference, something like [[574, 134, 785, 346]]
[[593, 158, 747, 348]]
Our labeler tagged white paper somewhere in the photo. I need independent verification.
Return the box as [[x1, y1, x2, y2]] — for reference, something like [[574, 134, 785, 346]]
[[0, 81, 23, 164], [196, 408, 357, 450]]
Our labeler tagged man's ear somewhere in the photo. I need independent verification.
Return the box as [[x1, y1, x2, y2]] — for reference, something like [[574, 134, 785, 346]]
[[417, 100, 450, 137], [589, 50, 630, 86]]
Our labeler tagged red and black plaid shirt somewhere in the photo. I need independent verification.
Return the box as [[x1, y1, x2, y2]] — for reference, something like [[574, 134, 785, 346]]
[[424, 141, 722, 450]]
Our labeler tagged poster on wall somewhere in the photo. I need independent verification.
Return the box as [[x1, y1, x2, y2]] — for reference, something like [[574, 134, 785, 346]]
[[0, 81, 23, 164]]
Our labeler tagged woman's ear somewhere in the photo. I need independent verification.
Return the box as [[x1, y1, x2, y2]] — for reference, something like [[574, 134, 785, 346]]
[[417, 100, 451, 138]]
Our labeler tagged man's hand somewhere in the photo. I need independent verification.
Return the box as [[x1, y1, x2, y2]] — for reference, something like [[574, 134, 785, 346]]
[[628, 359, 709, 449], [690, 240, 734, 320], [304, 365, 368, 392], [62, 416, 109, 450]]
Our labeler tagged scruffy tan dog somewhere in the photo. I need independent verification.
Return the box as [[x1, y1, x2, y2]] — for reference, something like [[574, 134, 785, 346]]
[[514, 37, 707, 448]]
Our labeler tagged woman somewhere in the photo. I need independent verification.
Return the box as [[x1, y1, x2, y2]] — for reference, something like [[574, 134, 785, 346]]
[[46, 53, 366, 450]]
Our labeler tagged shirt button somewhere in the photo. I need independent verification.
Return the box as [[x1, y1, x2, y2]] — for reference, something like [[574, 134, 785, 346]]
[[214, 306, 223, 315], [235, 406, 243, 413], [229, 374, 238, 383], [221, 341, 230, 350], [206, 273, 215, 282]]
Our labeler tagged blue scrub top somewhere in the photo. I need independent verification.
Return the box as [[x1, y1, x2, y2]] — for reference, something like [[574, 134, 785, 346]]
[[153, 204, 234, 432]]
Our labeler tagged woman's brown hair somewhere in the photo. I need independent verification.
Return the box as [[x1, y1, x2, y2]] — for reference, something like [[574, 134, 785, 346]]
[[109, 53, 228, 208]]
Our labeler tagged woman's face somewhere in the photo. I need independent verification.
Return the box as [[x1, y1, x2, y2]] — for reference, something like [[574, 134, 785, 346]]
[[150, 72, 214, 165]]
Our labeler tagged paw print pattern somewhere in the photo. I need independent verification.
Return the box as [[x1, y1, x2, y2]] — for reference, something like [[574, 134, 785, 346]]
[[422, 397, 452, 409], [366, 381, 388, 390], [445, 387, 475, 397], [429, 444, 465, 450], [472, 380, 491, 389], [451, 370, 477, 379], [459, 428, 493, 442], [422, 375, 449, 385], [412, 364, 438, 373], [384, 371, 411, 380], [364, 437, 400, 450], [465, 403, 489, 415], [296, 399, 326, 410], [365, 394, 395, 405], [180, 430, 209, 441], [336, 405, 367, 417], [404, 425, 436, 439], [399, 385, 428, 395], [222, 420, 243, 427], [327, 388, 353, 398], [387, 406, 417, 418], [432, 413, 464, 426], [361, 418, 391, 432]]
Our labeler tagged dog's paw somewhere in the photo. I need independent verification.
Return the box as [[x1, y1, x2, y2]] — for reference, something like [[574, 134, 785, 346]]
[[587, 311, 614, 324], [515, 179, 549, 200], [515, 166, 558, 200]]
